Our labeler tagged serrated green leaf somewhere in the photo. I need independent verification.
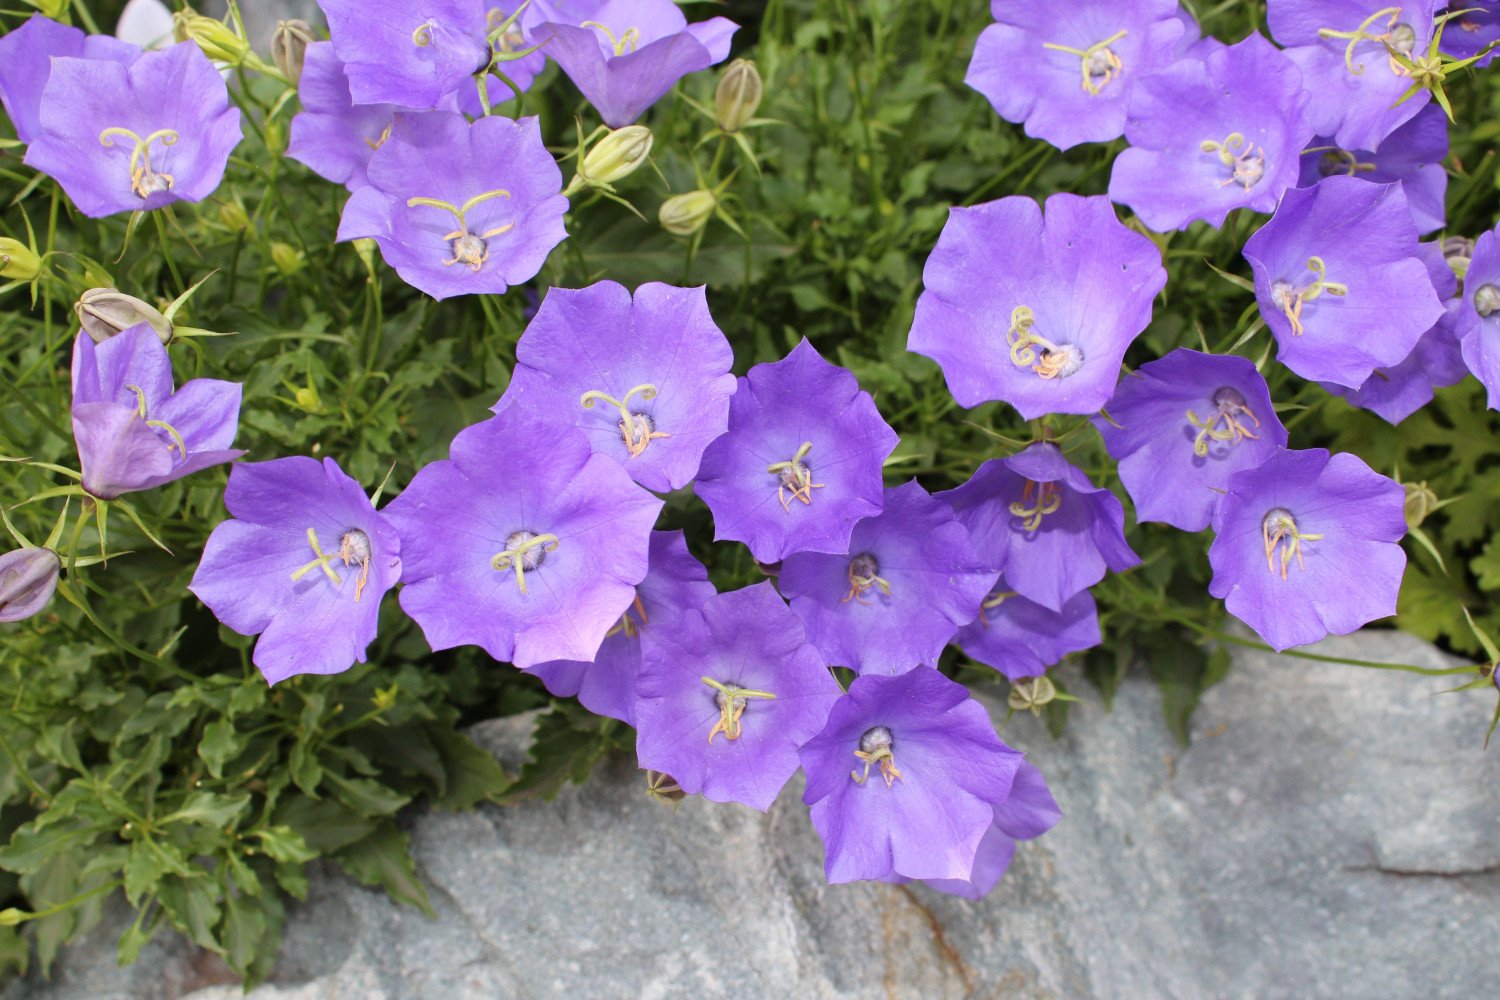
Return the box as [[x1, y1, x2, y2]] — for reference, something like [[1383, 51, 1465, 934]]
[[333, 821, 432, 916]]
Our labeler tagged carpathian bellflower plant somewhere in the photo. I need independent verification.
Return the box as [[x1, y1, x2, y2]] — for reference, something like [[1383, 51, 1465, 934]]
[[954, 581, 1100, 682], [318, 0, 490, 110], [286, 42, 405, 192], [0, 547, 62, 624], [0, 14, 138, 145], [1458, 226, 1500, 410], [1297, 105, 1450, 236]]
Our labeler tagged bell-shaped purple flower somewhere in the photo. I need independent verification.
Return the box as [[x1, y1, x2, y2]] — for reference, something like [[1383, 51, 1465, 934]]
[[634, 582, 840, 812], [337, 111, 567, 301], [1094, 349, 1288, 532], [287, 42, 404, 191], [1243, 175, 1444, 389], [0, 15, 138, 145], [189, 458, 403, 685], [24, 42, 241, 218], [695, 339, 898, 563], [318, 0, 490, 110], [0, 548, 61, 624], [1440, 3, 1500, 67], [71, 325, 243, 500], [385, 407, 662, 669], [1208, 448, 1406, 651], [1108, 33, 1313, 232], [1297, 105, 1448, 236], [954, 581, 1100, 681], [908, 193, 1166, 419], [778, 480, 996, 676], [939, 443, 1139, 613], [495, 281, 736, 493], [1458, 227, 1500, 410]]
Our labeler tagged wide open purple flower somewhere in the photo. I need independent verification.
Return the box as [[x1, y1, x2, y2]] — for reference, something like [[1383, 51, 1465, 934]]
[[1209, 448, 1405, 651], [799, 666, 1024, 883], [634, 582, 839, 811], [0, 15, 138, 144], [908, 193, 1165, 419], [1093, 349, 1288, 532], [529, 0, 737, 127], [966, 0, 1184, 151], [319, 0, 490, 109], [954, 581, 1100, 681], [0, 548, 61, 624], [495, 281, 735, 493], [778, 480, 996, 676], [525, 529, 714, 725], [71, 324, 242, 500], [939, 443, 1139, 613], [1297, 105, 1448, 236], [24, 42, 241, 218], [695, 339, 898, 563], [1108, 33, 1313, 232], [337, 111, 567, 301], [385, 407, 662, 669], [1243, 175, 1444, 389], [190, 458, 402, 685], [287, 42, 404, 191], [1441, 3, 1500, 67], [1459, 228, 1500, 410]]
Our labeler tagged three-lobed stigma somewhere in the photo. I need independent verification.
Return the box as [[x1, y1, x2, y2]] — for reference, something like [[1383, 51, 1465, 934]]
[[99, 127, 180, 199], [1009, 478, 1062, 532], [1042, 29, 1128, 95], [491, 529, 559, 594], [1262, 507, 1324, 580], [407, 190, 515, 272], [1270, 256, 1348, 335], [1200, 132, 1265, 192], [841, 552, 892, 605], [580, 384, 671, 458], [767, 441, 826, 511], [1186, 386, 1262, 457], [702, 676, 776, 744], [850, 725, 903, 787], [1006, 305, 1085, 379]]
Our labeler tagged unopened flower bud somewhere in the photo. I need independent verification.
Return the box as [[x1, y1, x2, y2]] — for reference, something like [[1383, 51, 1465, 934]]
[[1403, 481, 1438, 529], [1441, 235, 1474, 281], [0, 548, 61, 624], [659, 190, 716, 237], [579, 125, 653, 187], [75, 288, 173, 345], [219, 200, 250, 232], [0, 238, 42, 282], [715, 59, 762, 133], [175, 9, 251, 66], [1475, 283, 1500, 318], [272, 19, 316, 86], [270, 242, 305, 276]]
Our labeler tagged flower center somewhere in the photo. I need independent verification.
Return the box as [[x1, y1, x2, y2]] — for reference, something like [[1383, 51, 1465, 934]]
[[491, 529, 559, 594], [1262, 507, 1324, 580], [1200, 132, 1266, 192], [1474, 283, 1500, 317], [406, 190, 515, 272], [1270, 256, 1348, 336], [1317, 6, 1414, 77], [605, 592, 649, 639], [1316, 147, 1376, 177], [581, 20, 641, 56], [1042, 28, 1127, 96], [701, 676, 776, 744], [123, 382, 186, 458], [1006, 305, 1084, 379], [364, 122, 393, 152], [851, 725, 902, 787], [1010, 479, 1062, 533], [767, 441, 826, 511], [98, 127, 179, 199], [579, 384, 670, 458], [289, 527, 373, 599], [1186, 386, 1262, 458], [841, 552, 891, 605], [977, 588, 1019, 626]]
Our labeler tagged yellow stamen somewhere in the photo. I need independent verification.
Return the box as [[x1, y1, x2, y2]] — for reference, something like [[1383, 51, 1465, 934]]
[[291, 527, 343, 587], [606, 592, 649, 639], [702, 676, 776, 744], [1009, 479, 1062, 532], [841, 557, 892, 605], [850, 747, 903, 787], [364, 122, 393, 152], [491, 532, 559, 594], [340, 533, 373, 602], [98, 127, 179, 199], [580, 384, 671, 458], [1317, 6, 1405, 76], [1005, 305, 1081, 379], [581, 20, 642, 56], [767, 441, 826, 511], [1186, 403, 1262, 458], [1042, 29, 1128, 95], [1274, 256, 1348, 336], [1262, 510, 1325, 580], [978, 589, 1019, 626], [408, 190, 515, 271]]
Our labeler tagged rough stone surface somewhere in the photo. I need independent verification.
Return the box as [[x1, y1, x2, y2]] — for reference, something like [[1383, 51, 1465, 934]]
[[7, 631, 1499, 999]]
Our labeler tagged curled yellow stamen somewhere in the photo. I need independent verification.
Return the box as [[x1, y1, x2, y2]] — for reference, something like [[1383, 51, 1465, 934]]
[[491, 532, 559, 594], [606, 592, 649, 639], [123, 383, 187, 457], [978, 589, 1019, 626], [1262, 509, 1324, 580], [291, 527, 343, 587], [851, 747, 902, 787], [702, 676, 776, 744], [1186, 400, 1262, 458], [98, 127, 179, 199], [408, 190, 516, 271], [581, 20, 642, 56], [767, 441, 826, 511], [1317, 6, 1406, 76], [364, 123, 393, 152], [1006, 305, 1082, 379], [580, 384, 671, 458], [1009, 479, 1062, 532], [412, 21, 435, 46], [1042, 28, 1128, 95], [1274, 256, 1348, 336], [841, 556, 892, 606]]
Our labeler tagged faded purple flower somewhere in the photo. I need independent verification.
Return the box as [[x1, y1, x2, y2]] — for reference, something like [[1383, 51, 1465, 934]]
[[1440, 3, 1500, 67], [1297, 105, 1449, 236], [0, 15, 138, 144], [287, 42, 404, 191], [0, 548, 61, 624], [1459, 227, 1500, 410], [954, 582, 1100, 681], [319, 0, 489, 109]]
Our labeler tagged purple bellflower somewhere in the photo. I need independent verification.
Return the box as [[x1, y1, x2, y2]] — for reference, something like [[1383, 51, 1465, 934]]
[[777, 480, 997, 676], [1297, 105, 1449, 236], [1169, 5, 1225, 60], [954, 581, 1100, 682], [0, 15, 138, 145], [337, 111, 567, 301], [190, 458, 402, 685], [71, 324, 243, 501], [287, 42, 405, 191], [384, 407, 662, 669], [0, 548, 61, 624], [695, 339, 899, 563], [634, 582, 840, 812], [908, 194, 1166, 418], [1093, 349, 1288, 532], [318, 0, 490, 109], [1459, 228, 1500, 410], [495, 281, 736, 493], [1440, 3, 1500, 67]]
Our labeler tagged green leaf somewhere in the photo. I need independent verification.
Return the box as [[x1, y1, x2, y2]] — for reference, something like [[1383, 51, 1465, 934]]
[[162, 791, 251, 829], [333, 821, 432, 916], [428, 727, 513, 811], [274, 797, 379, 854], [323, 772, 411, 817], [157, 874, 223, 954], [197, 718, 243, 780], [221, 891, 268, 975], [253, 826, 317, 865]]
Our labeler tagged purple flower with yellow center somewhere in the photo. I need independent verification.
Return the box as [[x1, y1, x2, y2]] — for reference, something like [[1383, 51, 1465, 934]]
[[966, 0, 1184, 151], [23, 42, 241, 218], [189, 457, 402, 685], [954, 581, 1100, 682], [1093, 349, 1288, 532], [337, 111, 567, 301], [525, 530, 714, 725], [777, 480, 996, 676], [0, 548, 61, 624], [0, 15, 138, 145], [1209, 448, 1406, 652], [939, 443, 1139, 613], [287, 42, 404, 191], [495, 281, 735, 493], [1297, 105, 1449, 236], [908, 194, 1165, 419], [318, 0, 490, 109], [384, 407, 662, 669], [1244, 175, 1445, 389], [799, 666, 1025, 883], [1108, 33, 1313, 232], [1459, 228, 1500, 410], [634, 582, 840, 811], [71, 324, 242, 501], [695, 339, 898, 563], [1440, 2, 1500, 67]]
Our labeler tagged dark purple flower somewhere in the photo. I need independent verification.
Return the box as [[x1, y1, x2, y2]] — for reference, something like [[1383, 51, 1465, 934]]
[[1297, 105, 1448, 236], [1459, 227, 1500, 410], [695, 339, 898, 563], [778, 480, 996, 676], [525, 529, 714, 725], [1243, 175, 1444, 389], [0, 15, 138, 144], [71, 324, 243, 500], [1208, 448, 1405, 651], [954, 581, 1100, 681], [908, 194, 1166, 418], [966, 0, 1184, 151], [1109, 33, 1313, 232], [24, 42, 241, 218], [337, 111, 567, 301], [318, 0, 490, 109], [1094, 349, 1288, 531], [799, 666, 1025, 883], [189, 457, 402, 685], [1440, 3, 1500, 67], [495, 281, 735, 493], [0, 548, 61, 624], [384, 407, 662, 669], [939, 443, 1139, 613], [287, 42, 404, 191], [634, 582, 840, 811]]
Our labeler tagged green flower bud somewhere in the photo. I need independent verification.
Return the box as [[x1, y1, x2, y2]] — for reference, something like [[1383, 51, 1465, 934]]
[[21, 0, 68, 19], [0, 238, 42, 282], [75, 288, 174, 345], [270, 242, 305, 276], [658, 190, 717, 237], [715, 59, 762, 134], [174, 9, 250, 66], [1403, 481, 1439, 530], [219, 200, 250, 232], [1008, 675, 1056, 715], [272, 19, 317, 86], [579, 125, 653, 187]]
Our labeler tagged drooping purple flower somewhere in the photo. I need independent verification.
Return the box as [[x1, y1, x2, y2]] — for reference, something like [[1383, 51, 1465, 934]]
[[634, 582, 840, 811], [189, 457, 402, 685], [23, 42, 241, 218], [1243, 175, 1444, 389], [966, 0, 1184, 151], [529, 0, 737, 127], [336, 111, 567, 301], [1440, 2, 1500, 67], [799, 666, 1025, 883], [318, 0, 490, 110], [525, 529, 714, 725], [1093, 349, 1288, 532], [384, 407, 662, 669], [0, 548, 61, 624], [1208, 448, 1406, 652], [695, 339, 899, 563], [0, 15, 138, 145], [908, 193, 1166, 419], [939, 443, 1139, 613], [1459, 227, 1500, 410], [71, 324, 243, 501], [1108, 34, 1313, 232], [777, 481, 996, 676], [954, 581, 1100, 681], [495, 281, 735, 493], [1297, 105, 1449, 236], [287, 42, 404, 191]]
